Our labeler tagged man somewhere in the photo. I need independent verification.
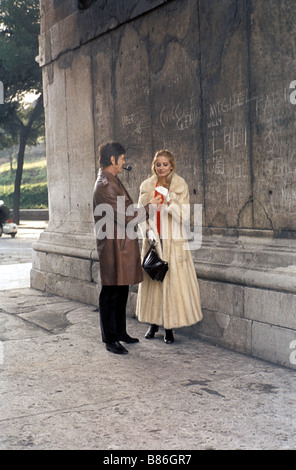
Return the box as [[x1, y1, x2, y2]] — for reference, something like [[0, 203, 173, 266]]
[[93, 141, 161, 355]]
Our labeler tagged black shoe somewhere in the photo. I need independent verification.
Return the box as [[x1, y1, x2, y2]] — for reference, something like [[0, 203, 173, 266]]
[[164, 329, 174, 344], [145, 324, 159, 339], [120, 334, 139, 344], [105, 341, 129, 355]]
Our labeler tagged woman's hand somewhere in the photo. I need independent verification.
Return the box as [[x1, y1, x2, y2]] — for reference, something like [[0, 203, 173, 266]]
[[149, 195, 163, 206]]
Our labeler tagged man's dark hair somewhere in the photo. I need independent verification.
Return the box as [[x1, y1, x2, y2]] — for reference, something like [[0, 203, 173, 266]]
[[99, 141, 126, 168]]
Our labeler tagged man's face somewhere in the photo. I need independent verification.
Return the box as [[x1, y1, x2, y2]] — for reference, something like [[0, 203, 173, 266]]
[[115, 154, 125, 173]]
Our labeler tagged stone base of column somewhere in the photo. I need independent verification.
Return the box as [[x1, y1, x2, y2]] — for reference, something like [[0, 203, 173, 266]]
[[31, 230, 296, 369], [189, 234, 296, 370]]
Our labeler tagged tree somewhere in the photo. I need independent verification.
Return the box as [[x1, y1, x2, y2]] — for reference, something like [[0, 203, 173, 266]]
[[0, 0, 44, 224]]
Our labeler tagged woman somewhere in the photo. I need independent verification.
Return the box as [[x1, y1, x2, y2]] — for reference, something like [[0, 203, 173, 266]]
[[136, 149, 202, 343]]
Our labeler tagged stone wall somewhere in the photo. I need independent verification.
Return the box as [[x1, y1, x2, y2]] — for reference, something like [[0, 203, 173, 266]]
[[32, 0, 296, 369]]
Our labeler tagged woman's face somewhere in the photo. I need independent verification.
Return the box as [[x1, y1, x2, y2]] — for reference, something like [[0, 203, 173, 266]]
[[154, 156, 173, 179]]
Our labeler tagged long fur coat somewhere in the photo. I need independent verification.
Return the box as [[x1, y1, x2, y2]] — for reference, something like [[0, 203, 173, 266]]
[[136, 173, 203, 329]]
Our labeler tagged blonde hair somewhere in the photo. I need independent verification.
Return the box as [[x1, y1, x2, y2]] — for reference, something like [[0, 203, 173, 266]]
[[151, 149, 176, 184]]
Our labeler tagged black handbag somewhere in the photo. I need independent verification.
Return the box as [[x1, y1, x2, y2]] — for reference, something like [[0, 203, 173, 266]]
[[142, 240, 169, 282]]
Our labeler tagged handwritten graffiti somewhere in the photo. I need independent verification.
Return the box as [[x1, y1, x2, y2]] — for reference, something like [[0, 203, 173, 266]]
[[160, 97, 199, 131]]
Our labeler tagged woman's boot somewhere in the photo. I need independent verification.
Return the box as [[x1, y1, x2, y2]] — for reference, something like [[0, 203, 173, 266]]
[[164, 329, 174, 344], [145, 324, 159, 339]]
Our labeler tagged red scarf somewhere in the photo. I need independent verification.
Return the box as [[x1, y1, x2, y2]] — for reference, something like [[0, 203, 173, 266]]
[[154, 182, 168, 235]]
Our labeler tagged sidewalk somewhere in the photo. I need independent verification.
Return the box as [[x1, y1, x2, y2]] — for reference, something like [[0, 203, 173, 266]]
[[0, 219, 46, 289], [0, 263, 31, 290], [1, 286, 296, 450]]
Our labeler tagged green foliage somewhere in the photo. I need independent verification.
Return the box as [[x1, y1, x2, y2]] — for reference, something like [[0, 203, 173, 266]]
[[0, 0, 45, 222], [0, 151, 48, 208], [0, 0, 41, 97], [0, 182, 48, 209], [0, 0, 43, 150], [0, 158, 47, 185]]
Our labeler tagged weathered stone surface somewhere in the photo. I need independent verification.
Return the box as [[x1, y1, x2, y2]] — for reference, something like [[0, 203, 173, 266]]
[[250, 0, 296, 233], [200, 0, 251, 229], [43, 46, 95, 232], [38, 0, 296, 234], [33, 0, 296, 368], [190, 308, 252, 355], [31, 268, 98, 306], [245, 287, 296, 330], [32, 251, 93, 282], [199, 279, 244, 317], [252, 322, 296, 369]]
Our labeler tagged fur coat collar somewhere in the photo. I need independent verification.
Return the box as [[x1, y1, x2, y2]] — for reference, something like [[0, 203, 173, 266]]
[[139, 173, 187, 201]]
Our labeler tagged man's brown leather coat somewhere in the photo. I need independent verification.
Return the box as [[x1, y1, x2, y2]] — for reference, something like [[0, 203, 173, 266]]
[[93, 168, 144, 286]]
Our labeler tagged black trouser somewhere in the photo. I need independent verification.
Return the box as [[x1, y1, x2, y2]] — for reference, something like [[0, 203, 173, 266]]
[[99, 285, 129, 343]]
